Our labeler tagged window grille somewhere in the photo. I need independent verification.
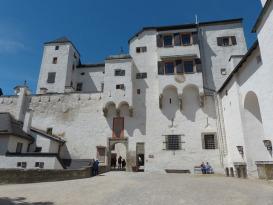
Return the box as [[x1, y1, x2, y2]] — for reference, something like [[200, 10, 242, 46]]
[[204, 134, 217, 149], [165, 135, 181, 150]]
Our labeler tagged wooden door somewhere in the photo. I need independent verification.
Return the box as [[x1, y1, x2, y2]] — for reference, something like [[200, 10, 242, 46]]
[[112, 117, 124, 138]]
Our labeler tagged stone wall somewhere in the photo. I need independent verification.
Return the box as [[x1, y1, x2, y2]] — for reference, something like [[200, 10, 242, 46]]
[[0, 167, 91, 184]]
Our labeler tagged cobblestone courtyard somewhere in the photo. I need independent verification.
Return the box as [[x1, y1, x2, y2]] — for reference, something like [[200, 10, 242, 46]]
[[0, 172, 273, 205]]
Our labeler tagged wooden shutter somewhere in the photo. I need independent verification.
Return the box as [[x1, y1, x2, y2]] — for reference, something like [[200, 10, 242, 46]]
[[192, 32, 198, 44], [158, 61, 164, 75], [174, 33, 181, 46], [157, 35, 163, 47], [231, 36, 237, 45], [217, 37, 223, 46], [175, 60, 184, 74]]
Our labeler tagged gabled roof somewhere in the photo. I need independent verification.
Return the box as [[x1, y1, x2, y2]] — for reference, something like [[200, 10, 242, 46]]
[[129, 18, 243, 43], [30, 127, 66, 144], [218, 40, 259, 93], [252, 0, 273, 32], [0, 113, 33, 141]]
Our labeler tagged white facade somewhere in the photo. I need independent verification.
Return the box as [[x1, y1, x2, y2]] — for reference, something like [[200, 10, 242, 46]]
[[1, 10, 273, 178]]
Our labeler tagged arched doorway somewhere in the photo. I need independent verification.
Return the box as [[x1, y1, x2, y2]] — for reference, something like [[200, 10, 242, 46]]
[[108, 138, 128, 171], [243, 91, 265, 175]]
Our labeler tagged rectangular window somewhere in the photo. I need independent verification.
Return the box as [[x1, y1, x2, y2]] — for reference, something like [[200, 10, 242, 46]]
[[175, 60, 184, 74], [17, 162, 22, 167], [35, 162, 44, 168], [165, 135, 181, 150], [116, 84, 125, 90], [22, 162, 27, 168], [217, 36, 237, 47], [115, 69, 125, 76], [181, 34, 191, 46], [137, 89, 141, 95], [47, 72, 56, 84], [35, 147, 42, 152], [163, 35, 173, 47], [76, 83, 83, 91], [136, 72, 147, 79], [184, 61, 194, 73], [52, 57, 58, 64], [97, 147, 106, 163], [55, 46, 59, 50], [165, 62, 174, 75], [203, 134, 217, 149], [16, 143, 23, 153], [221, 68, 227, 75], [136, 46, 147, 53], [46, 128, 53, 135]]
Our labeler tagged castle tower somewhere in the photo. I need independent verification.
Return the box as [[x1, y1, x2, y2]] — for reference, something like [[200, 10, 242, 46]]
[[36, 37, 80, 94]]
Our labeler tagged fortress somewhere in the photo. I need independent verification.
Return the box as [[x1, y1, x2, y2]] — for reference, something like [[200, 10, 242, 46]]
[[0, 0, 273, 179]]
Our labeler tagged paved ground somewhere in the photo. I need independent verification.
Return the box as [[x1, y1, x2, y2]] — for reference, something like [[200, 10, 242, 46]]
[[0, 172, 273, 205]]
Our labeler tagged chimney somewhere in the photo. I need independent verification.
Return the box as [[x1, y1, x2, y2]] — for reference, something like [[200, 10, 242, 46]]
[[23, 109, 33, 134], [14, 85, 31, 121]]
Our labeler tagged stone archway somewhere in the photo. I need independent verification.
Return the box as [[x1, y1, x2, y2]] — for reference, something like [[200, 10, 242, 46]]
[[108, 138, 128, 171]]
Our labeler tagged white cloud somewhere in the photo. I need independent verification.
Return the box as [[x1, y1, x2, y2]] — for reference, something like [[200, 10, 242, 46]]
[[0, 39, 26, 54]]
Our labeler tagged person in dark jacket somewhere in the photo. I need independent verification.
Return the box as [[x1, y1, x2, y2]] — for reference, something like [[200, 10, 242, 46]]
[[118, 156, 122, 170], [92, 159, 99, 176], [122, 159, 126, 170]]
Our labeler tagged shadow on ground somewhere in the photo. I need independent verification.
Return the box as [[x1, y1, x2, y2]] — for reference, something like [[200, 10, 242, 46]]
[[0, 197, 54, 205]]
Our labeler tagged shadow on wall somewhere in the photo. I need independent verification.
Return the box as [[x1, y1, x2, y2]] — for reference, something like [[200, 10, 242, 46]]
[[199, 28, 216, 92], [0, 197, 54, 205], [161, 85, 179, 121], [181, 85, 200, 122]]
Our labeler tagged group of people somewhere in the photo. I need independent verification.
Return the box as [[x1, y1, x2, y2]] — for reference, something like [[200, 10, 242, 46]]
[[200, 162, 214, 174], [111, 156, 126, 170]]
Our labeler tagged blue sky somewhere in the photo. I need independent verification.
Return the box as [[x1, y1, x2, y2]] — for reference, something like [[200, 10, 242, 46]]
[[0, 0, 262, 95]]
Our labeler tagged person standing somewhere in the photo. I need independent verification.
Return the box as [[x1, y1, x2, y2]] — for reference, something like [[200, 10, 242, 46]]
[[93, 159, 99, 176], [122, 159, 126, 170], [118, 156, 122, 170], [201, 162, 206, 174]]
